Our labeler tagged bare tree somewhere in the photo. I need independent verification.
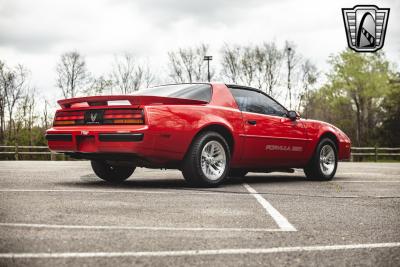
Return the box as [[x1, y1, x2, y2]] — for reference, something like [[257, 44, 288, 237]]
[[167, 44, 212, 83], [41, 98, 51, 130], [56, 51, 88, 98], [4, 64, 28, 140], [240, 46, 256, 86], [298, 60, 318, 117], [263, 42, 283, 97], [133, 65, 144, 90], [26, 90, 36, 146], [15, 88, 36, 145], [141, 63, 156, 88], [85, 76, 113, 96], [221, 45, 256, 86], [284, 41, 301, 109], [221, 43, 283, 95], [0, 60, 9, 143], [193, 44, 210, 81], [220, 44, 241, 84], [111, 53, 150, 94], [168, 52, 185, 83], [178, 48, 195, 82], [253, 45, 266, 90]]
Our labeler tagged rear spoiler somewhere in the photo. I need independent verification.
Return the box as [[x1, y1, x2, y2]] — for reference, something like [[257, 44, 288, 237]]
[[57, 95, 208, 109]]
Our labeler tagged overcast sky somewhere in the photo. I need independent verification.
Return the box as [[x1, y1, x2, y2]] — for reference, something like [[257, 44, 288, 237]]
[[0, 0, 399, 103]]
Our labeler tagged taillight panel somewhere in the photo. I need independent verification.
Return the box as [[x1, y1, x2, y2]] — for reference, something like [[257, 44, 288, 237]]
[[53, 109, 144, 126], [103, 109, 144, 125], [53, 111, 84, 126]]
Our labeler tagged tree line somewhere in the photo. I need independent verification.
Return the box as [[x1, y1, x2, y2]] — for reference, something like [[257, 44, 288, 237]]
[[305, 50, 399, 147], [0, 41, 399, 148], [53, 41, 317, 108]]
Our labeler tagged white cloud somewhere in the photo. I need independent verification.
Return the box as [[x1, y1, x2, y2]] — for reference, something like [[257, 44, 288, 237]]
[[0, 0, 399, 105]]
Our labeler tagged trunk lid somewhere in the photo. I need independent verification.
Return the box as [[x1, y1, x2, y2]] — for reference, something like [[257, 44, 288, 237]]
[[53, 95, 207, 127]]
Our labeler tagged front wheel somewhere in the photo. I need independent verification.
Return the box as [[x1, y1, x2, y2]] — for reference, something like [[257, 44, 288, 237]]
[[91, 160, 135, 183], [182, 131, 230, 187], [304, 138, 338, 181]]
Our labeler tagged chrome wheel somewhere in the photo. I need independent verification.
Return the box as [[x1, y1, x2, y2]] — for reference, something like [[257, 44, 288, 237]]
[[319, 144, 335, 176], [200, 140, 227, 180]]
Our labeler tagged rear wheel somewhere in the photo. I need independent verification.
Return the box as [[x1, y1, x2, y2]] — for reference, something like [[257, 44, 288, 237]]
[[228, 168, 248, 178], [304, 138, 337, 181], [182, 131, 230, 187], [91, 160, 135, 183]]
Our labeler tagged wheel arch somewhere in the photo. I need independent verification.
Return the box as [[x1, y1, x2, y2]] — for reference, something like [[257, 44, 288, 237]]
[[186, 123, 235, 156], [318, 131, 339, 153], [304, 131, 339, 180]]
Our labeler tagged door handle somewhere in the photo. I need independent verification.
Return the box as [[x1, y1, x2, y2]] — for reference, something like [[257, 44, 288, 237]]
[[247, 120, 257, 125]]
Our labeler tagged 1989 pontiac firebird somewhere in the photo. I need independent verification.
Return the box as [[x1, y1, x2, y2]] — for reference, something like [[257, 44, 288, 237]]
[[46, 83, 351, 186]]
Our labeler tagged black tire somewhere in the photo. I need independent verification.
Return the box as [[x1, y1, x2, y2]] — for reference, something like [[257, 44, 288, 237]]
[[304, 138, 338, 181], [91, 160, 135, 183], [182, 131, 230, 187], [228, 168, 248, 178]]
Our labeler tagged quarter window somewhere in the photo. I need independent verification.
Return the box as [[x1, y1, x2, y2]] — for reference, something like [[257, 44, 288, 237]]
[[134, 84, 212, 102]]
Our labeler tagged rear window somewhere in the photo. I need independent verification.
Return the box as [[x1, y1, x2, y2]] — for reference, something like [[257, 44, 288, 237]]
[[133, 84, 212, 102]]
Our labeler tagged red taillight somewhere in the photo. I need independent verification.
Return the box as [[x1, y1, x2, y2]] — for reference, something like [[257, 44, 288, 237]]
[[56, 116, 85, 120], [103, 109, 144, 125], [53, 111, 84, 126], [53, 109, 144, 126], [53, 120, 76, 126], [56, 111, 84, 116]]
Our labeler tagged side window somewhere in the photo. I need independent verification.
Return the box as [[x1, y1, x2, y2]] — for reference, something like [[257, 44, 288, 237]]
[[229, 88, 287, 117], [261, 94, 288, 117]]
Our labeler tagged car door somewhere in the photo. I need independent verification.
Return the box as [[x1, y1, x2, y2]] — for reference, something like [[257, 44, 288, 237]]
[[229, 87, 309, 168]]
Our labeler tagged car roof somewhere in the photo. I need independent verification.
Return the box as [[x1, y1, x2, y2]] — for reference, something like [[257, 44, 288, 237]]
[[149, 83, 267, 96]]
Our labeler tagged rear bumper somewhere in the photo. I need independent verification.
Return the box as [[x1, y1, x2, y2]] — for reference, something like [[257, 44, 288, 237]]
[[45, 125, 183, 163], [46, 125, 150, 156], [46, 134, 73, 141], [46, 133, 144, 142]]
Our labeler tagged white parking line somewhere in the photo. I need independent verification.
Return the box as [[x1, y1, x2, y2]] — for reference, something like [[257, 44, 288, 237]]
[[0, 222, 283, 232], [334, 180, 400, 183], [338, 172, 400, 178], [242, 183, 296, 231], [0, 242, 399, 258]]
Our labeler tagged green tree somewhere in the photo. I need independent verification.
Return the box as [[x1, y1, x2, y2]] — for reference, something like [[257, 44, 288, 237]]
[[306, 85, 356, 140], [377, 75, 400, 146], [306, 50, 394, 146]]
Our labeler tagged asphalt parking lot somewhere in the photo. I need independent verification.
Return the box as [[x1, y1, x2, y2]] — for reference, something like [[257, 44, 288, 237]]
[[0, 161, 399, 266]]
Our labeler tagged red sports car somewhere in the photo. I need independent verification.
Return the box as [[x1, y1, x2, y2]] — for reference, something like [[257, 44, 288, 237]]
[[46, 83, 351, 186]]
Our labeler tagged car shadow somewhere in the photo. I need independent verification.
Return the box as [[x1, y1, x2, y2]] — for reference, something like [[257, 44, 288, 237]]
[[56, 173, 309, 195]]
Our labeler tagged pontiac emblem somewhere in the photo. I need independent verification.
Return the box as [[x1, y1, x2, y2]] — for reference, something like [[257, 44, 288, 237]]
[[342, 5, 390, 52], [90, 113, 97, 122]]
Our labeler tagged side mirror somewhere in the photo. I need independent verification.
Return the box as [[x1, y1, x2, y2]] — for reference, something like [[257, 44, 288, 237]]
[[287, 110, 299, 121]]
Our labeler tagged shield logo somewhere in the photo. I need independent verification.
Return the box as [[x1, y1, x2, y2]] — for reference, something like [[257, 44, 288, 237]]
[[342, 5, 390, 52]]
